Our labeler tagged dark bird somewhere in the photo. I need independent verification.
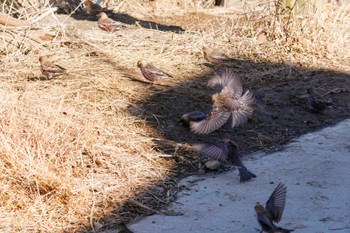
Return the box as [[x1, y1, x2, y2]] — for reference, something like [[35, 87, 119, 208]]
[[254, 183, 294, 233], [192, 140, 256, 182], [137, 60, 173, 82], [306, 87, 332, 113], [203, 47, 233, 65], [117, 222, 133, 233], [97, 12, 124, 32], [84, 0, 103, 15], [190, 67, 255, 134], [39, 55, 66, 79], [180, 111, 208, 128]]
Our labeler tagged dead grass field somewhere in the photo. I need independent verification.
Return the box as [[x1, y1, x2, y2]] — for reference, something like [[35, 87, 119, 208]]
[[0, 0, 349, 232]]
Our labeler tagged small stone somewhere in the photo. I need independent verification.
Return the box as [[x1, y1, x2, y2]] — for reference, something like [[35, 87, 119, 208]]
[[205, 160, 221, 170]]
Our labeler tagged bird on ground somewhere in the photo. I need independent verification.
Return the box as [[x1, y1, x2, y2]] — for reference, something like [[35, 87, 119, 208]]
[[97, 12, 124, 32], [84, 0, 103, 15], [254, 183, 294, 233], [190, 67, 255, 134], [180, 111, 208, 128], [39, 55, 66, 79], [305, 87, 332, 113], [192, 139, 256, 182], [203, 47, 233, 65], [137, 60, 173, 82], [116, 223, 133, 233]]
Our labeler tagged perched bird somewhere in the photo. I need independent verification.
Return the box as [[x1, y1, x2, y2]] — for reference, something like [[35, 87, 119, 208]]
[[116, 223, 133, 233], [190, 67, 255, 134], [203, 47, 233, 65], [180, 111, 208, 128], [39, 55, 66, 79], [137, 60, 173, 82], [84, 0, 103, 15], [97, 12, 123, 32], [192, 139, 256, 182], [305, 87, 332, 113], [254, 183, 294, 233]]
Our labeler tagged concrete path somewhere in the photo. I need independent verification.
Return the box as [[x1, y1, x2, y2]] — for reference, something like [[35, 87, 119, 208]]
[[128, 119, 350, 233]]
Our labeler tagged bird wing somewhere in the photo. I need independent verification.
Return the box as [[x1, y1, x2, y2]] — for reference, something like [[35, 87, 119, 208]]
[[190, 108, 230, 134], [265, 183, 287, 223], [230, 90, 255, 127], [145, 63, 172, 78], [192, 141, 229, 162], [208, 68, 243, 96], [257, 212, 275, 231]]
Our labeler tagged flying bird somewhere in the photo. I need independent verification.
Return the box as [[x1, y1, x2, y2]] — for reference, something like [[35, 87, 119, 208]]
[[254, 183, 294, 233], [84, 0, 103, 15], [137, 60, 173, 82], [97, 12, 124, 32], [203, 47, 233, 65], [39, 55, 66, 79], [190, 67, 255, 134], [192, 140, 256, 182]]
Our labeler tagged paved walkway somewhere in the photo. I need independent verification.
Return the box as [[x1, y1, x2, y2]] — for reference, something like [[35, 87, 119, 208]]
[[126, 119, 350, 233]]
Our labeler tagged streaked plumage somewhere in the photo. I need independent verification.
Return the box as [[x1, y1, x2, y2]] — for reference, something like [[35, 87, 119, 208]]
[[97, 12, 123, 32], [191, 67, 255, 134], [137, 60, 173, 82], [254, 183, 294, 233], [39, 55, 66, 79], [192, 140, 256, 182], [203, 47, 233, 65]]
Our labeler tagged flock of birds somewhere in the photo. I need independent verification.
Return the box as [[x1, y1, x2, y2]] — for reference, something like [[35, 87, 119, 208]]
[[36, 3, 334, 231]]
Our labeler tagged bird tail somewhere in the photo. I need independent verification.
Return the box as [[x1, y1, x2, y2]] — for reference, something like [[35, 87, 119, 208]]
[[277, 227, 294, 233], [238, 167, 256, 182]]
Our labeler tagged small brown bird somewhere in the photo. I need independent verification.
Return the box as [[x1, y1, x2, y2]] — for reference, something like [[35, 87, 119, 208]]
[[192, 139, 256, 182], [306, 87, 332, 113], [97, 12, 123, 32], [190, 67, 255, 134], [137, 60, 173, 82], [84, 0, 103, 15], [39, 55, 66, 79], [203, 47, 233, 65], [254, 183, 294, 233], [116, 223, 133, 233]]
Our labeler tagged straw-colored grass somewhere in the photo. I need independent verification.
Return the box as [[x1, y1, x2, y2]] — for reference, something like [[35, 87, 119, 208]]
[[0, 0, 349, 232]]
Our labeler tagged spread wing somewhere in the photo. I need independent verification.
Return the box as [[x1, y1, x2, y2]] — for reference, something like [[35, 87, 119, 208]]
[[208, 67, 243, 96], [265, 183, 287, 223], [190, 108, 230, 134], [192, 141, 229, 162]]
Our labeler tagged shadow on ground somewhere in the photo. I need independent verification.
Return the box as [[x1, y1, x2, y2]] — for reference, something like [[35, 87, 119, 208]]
[[89, 58, 350, 232], [69, 10, 185, 33]]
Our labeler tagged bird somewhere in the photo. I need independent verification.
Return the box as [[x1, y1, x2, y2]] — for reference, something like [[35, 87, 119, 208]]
[[116, 223, 133, 233], [305, 87, 332, 113], [180, 111, 208, 128], [190, 67, 255, 134], [83, 0, 103, 15], [203, 47, 233, 65], [39, 55, 66, 79], [254, 183, 294, 233], [192, 139, 256, 182], [97, 12, 124, 32], [137, 60, 173, 82]]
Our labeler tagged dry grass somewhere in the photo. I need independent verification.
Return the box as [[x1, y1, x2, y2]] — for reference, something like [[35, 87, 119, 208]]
[[0, 0, 349, 232]]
